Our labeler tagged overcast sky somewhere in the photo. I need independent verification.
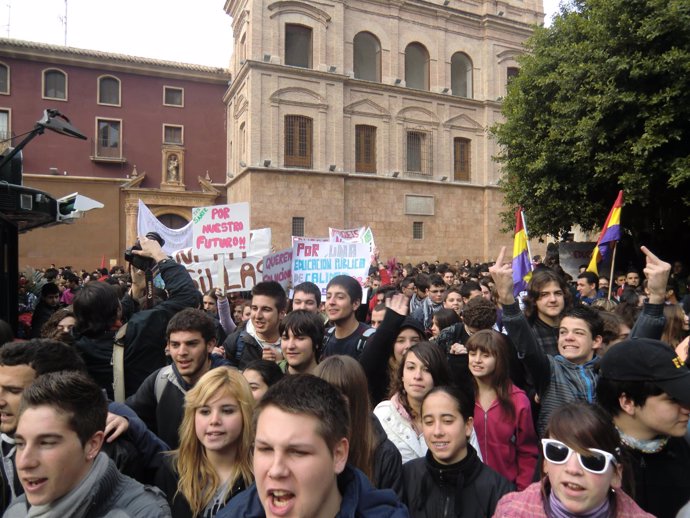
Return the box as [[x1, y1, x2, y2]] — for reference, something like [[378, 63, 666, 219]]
[[2, 0, 561, 68]]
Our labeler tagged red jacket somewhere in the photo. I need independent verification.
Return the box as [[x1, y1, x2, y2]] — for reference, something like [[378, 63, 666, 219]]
[[473, 385, 538, 490]]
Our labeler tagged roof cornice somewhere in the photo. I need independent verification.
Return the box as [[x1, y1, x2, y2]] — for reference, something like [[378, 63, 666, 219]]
[[0, 38, 231, 83]]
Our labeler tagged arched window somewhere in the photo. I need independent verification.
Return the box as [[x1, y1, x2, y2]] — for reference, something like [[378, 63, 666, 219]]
[[0, 63, 9, 94], [405, 43, 429, 90], [353, 32, 381, 82], [450, 52, 473, 98], [43, 69, 67, 100], [98, 76, 121, 105], [239, 122, 246, 164], [285, 24, 312, 68]]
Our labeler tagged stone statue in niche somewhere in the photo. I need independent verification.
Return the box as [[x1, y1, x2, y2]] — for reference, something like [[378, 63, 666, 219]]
[[167, 154, 180, 182]]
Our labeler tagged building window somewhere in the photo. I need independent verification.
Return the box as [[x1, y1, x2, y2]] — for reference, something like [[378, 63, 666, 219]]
[[43, 69, 67, 100], [292, 217, 305, 237], [406, 130, 432, 176], [0, 109, 10, 153], [285, 24, 312, 68], [450, 52, 473, 98], [239, 122, 246, 164], [164, 86, 184, 107], [405, 43, 429, 90], [413, 221, 424, 240], [355, 125, 376, 173], [96, 119, 122, 158], [284, 115, 312, 168], [0, 63, 8, 94], [507, 66, 520, 84], [353, 32, 381, 82], [98, 76, 120, 106], [239, 33, 247, 63], [453, 137, 471, 181], [163, 124, 183, 145]]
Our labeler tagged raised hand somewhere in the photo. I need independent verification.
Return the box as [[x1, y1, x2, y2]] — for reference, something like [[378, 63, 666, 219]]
[[641, 246, 671, 304], [489, 246, 516, 305], [386, 292, 410, 316]]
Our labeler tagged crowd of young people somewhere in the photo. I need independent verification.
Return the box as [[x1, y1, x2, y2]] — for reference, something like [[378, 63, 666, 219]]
[[1, 238, 689, 517]]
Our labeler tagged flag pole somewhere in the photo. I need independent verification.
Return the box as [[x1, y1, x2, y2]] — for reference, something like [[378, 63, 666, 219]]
[[520, 210, 534, 271], [607, 242, 617, 300]]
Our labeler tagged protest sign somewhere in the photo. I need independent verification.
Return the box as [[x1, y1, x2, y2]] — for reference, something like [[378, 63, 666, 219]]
[[329, 226, 366, 243], [174, 228, 271, 293], [192, 202, 250, 255], [263, 248, 292, 290], [292, 239, 370, 294], [329, 226, 376, 253], [559, 242, 596, 279]]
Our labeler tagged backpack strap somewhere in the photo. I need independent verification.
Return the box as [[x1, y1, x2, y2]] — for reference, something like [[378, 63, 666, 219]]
[[154, 365, 174, 403], [112, 323, 128, 403], [322, 326, 336, 351], [356, 327, 376, 353], [235, 332, 248, 365]]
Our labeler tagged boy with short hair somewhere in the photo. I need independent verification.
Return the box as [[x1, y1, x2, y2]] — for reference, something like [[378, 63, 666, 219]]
[[224, 281, 288, 368], [217, 375, 408, 518], [411, 274, 445, 333], [6, 371, 169, 517], [126, 308, 227, 449], [321, 275, 373, 360], [291, 282, 321, 314]]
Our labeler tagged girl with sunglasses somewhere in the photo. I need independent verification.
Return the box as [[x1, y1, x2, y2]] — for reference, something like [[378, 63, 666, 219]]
[[493, 402, 653, 517]]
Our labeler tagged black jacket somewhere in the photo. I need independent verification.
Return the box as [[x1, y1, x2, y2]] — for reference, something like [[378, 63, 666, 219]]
[[624, 436, 690, 518], [153, 453, 246, 518], [126, 356, 228, 450], [372, 414, 404, 500], [402, 446, 514, 518], [75, 260, 198, 399], [29, 300, 57, 338]]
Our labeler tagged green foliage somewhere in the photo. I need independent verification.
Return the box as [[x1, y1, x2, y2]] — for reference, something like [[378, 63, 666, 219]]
[[492, 0, 690, 241]]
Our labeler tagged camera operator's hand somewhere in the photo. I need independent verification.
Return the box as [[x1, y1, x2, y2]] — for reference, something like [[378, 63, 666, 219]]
[[132, 234, 168, 263]]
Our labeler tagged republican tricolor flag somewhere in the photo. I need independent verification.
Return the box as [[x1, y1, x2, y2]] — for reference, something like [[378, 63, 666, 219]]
[[512, 208, 533, 297], [586, 190, 623, 275]]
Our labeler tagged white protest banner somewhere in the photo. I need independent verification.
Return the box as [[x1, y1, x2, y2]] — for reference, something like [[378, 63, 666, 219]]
[[263, 248, 292, 290], [559, 242, 596, 279], [291, 240, 370, 295], [361, 226, 376, 253], [329, 226, 376, 253], [329, 226, 366, 243], [174, 228, 271, 293], [192, 202, 250, 255]]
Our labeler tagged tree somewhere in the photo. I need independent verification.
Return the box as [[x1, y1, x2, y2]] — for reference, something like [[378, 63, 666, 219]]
[[492, 0, 690, 256]]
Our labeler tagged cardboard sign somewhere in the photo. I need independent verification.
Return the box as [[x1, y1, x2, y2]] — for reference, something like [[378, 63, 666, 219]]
[[192, 202, 250, 255], [173, 228, 271, 293], [263, 248, 293, 290], [291, 239, 370, 294]]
